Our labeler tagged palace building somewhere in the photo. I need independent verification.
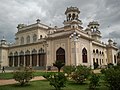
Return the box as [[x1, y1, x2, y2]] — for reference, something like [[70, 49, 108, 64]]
[[0, 6, 118, 69]]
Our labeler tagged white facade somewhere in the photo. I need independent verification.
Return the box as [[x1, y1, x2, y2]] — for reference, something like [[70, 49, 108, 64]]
[[0, 7, 118, 69]]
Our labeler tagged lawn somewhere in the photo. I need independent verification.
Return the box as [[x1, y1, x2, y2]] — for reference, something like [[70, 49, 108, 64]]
[[0, 80, 108, 90], [0, 71, 108, 90], [0, 71, 55, 79], [0, 72, 13, 79]]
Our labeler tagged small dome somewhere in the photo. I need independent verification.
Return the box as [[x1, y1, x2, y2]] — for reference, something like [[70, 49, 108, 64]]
[[1, 36, 6, 42], [88, 21, 99, 27], [65, 6, 80, 14], [108, 39, 113, 42], [36, 19, 40, 23]]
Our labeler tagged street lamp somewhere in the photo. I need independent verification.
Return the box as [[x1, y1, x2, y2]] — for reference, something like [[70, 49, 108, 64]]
[[69, 31, 80, 66]]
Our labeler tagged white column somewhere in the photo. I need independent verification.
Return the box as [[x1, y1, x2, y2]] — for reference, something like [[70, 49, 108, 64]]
[[37, 54, 39, 66], [12, 56, 14, 67], [24, 56, 25, 67], [30, 55, 32, 66], [90, 42, 94, 69], [18, 56, 20, 67]]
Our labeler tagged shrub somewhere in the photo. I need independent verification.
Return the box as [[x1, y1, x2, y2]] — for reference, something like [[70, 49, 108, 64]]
[[94, 62, 99, 69], [89, 73, 100, 89], [63, 65, 76, 77], [104, 66, 120, 90], [100, 68, 106, 74], [107, 63, 114, 68], [43, 72, 67, 90], [13, 66, 34, 86], [53, 61, 65, 72], [71, 65, 91, 84]]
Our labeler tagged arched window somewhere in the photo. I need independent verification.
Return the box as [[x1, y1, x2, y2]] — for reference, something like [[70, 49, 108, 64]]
[[56, 47, 65, 63], [72, 13, 75, 20], [40, 35, 42, 39], [21, 37, 24, 44], [33, 34, 37, 42], [100, 51, 101, 54], [19, 51, 24, 55], [96, 49, 98, 54], [93, 49, 95, 53], [26, 35, 30, 44], [32, 49, 37, 54], [68, 14, 71, 20], [39, 48, 44, 53], [9, 52, 13, 56], [82, 48, 87, 63], [25, 50, 30, 55], [114, 55, 117, 63]]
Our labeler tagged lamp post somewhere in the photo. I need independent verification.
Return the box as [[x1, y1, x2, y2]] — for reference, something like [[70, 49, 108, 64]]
[[70, 31, 80, 66]]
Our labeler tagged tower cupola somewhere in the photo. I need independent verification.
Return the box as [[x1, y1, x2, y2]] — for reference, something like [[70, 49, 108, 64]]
[[1, 36, 7, 45], [63, 6, 82, 28], [88, 21, 101, 41]]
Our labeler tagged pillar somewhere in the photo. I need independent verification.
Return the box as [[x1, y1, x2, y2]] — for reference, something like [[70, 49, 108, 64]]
[[12, 56, 14, 67], [30, 55, 32, 66], [18, 56, 20, 67], [37, 54, 39, 66], [24, 55, 25, 67]]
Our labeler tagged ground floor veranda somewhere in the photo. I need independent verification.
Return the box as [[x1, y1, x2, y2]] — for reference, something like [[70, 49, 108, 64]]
[[8, 53, 46, 67]]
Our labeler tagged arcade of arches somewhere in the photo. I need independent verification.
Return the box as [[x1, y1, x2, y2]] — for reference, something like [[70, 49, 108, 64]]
[[9, 47, 88, 67], [8, 48, 46, 67]]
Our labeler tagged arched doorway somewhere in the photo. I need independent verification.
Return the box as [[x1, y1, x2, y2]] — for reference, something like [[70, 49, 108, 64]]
[[32, 49, 37, 66], [9, 52, 13, 67], [25, 50, 30, 66], [14, 52, 18, 67], [56, 47, 65, 63], [38, 48, 46, 66]]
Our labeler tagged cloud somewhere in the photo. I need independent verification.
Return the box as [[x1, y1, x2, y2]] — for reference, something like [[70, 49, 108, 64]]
[[0, 0, 120, 46]]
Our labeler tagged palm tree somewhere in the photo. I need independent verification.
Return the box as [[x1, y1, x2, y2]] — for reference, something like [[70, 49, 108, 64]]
[[53, 60, 65, 72]]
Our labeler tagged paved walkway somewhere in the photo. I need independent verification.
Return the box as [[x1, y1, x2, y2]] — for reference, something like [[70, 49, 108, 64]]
[[0, 76, 45, 86]]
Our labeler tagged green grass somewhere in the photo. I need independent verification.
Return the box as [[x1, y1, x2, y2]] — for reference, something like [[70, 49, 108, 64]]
[[0, 71, 56, 79], [0, 80, 108, 90], [0, 72, 13, 79]]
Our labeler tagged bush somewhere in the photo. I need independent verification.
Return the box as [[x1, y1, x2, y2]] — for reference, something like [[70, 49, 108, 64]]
[[89, 73, 100, 89], [63, 65, 76, 77], [104, 66, 120, 90], [94, 62, 99, 69], [13, 66, 34, 86], [100, 68, 106, 74], [107, 63, 114, 68], [43, 72, 67, 90], [71, 65, 91, 84]]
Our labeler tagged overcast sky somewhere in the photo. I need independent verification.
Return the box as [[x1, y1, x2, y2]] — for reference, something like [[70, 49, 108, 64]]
[[0, 0, 120, 45]]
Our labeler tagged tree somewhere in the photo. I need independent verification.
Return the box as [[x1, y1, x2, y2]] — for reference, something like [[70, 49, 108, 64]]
[[53, 61, 65, 72], [13, 66, 34, 86]]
